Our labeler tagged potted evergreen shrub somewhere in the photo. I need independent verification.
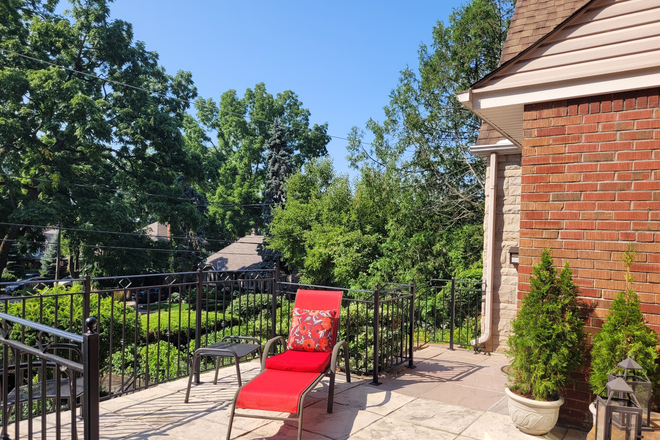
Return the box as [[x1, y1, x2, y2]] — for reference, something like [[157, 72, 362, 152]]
[[589, 244, 659, 425], [506, 248, 586, 435]]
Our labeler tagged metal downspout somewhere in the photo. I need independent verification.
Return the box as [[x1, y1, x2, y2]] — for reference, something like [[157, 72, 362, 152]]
[[472, 152, 497, 349]]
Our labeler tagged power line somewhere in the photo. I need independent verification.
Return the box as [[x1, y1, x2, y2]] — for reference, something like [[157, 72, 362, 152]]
[[2, 238, 257, 256], [0, 48, 380, 147], [0, 222, 235, 244], [0, 173, 268, 209], [0, 48, 477, 149]]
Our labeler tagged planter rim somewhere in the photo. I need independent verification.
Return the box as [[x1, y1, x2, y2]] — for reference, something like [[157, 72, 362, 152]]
[[505, 387, 565, 409]]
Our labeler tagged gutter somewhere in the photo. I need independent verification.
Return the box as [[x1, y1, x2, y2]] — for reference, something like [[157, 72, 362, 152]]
[[471, 151, 498, 349]]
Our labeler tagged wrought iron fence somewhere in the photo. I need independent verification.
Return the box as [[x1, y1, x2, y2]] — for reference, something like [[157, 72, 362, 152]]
[[0, 270, 480, 407], [413, 278, 483, 350], [0, 313, 100, 440]]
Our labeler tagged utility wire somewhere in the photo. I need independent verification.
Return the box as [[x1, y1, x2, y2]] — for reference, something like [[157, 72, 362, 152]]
[[0, 222, 235, 244], [2, 238, 258, 255], [0, 48, 477, 147], [0, 173, 269, 209], [0, 48, 381, 146]]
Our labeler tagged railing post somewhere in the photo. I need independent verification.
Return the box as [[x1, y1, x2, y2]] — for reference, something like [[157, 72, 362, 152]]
[[83, 275, 91, 324], [271, 259, 279, 341], [195, 268, 203, 384], [408, 282, 415, 369], [449, 279, 456, 350], [83, 317, 100, 440], [371, 287, 381, 385]]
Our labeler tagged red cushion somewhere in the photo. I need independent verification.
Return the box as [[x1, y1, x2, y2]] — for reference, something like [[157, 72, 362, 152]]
[[287, 308, 336, 352], [265, 350, 331, 373], [236, 369, 319, 413]]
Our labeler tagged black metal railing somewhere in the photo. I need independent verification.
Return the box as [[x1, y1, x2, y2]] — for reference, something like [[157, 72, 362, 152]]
[[414, 278, 483, 350], [0, 270, 481, 403], [0, 313, 100, 440]]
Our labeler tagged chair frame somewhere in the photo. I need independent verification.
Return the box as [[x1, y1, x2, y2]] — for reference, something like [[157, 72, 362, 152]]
[[184, 335, 261, 403], [226, 322, 350, 440]]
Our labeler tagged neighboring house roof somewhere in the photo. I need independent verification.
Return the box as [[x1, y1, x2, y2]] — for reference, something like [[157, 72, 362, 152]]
[[466, 0, 660, 148], [206, 233, 264, 271], [145, 222, 169, 241], [475, 0, 592, 146]]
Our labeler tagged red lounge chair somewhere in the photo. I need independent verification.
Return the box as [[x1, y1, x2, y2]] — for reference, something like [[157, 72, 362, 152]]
[[226, 289, 351, 440]]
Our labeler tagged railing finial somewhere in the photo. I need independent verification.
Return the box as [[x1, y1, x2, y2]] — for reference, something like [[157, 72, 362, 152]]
[[85, 316, 98, 334]]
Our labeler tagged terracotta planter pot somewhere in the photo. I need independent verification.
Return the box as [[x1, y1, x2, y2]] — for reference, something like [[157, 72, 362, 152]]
[[505, 387, 564, 435]]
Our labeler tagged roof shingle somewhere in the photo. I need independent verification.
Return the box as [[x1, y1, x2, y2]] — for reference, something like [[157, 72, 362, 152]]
[[475, 0, 591, 145]]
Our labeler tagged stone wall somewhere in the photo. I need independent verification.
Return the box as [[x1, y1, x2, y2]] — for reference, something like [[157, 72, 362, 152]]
[[482, 153, 521, 353]]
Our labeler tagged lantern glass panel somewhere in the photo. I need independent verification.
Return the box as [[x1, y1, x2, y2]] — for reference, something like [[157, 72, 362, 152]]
[[595, 398, 608, 440]]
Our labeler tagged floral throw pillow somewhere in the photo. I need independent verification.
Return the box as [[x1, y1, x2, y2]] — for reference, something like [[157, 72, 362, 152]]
[[287, 308, 337, 352]]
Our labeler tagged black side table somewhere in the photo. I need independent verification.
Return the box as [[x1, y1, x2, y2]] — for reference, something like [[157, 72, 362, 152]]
[[184, 335, 261, 403]]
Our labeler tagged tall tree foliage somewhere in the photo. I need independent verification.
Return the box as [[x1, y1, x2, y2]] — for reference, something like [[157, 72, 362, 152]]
[[268, 158, 483, 288], [347, 0, 514, 229], [262, 121, 293, 228], [0, 0, 205, 276], [184, 83, 330, 239]]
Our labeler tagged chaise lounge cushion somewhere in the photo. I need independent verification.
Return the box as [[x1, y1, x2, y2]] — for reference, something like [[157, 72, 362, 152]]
[[265, 350, 331, 373], [236, 369, 320, 413]]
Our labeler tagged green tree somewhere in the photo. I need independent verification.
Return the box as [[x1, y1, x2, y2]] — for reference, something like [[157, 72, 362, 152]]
[[0, 0, 207, 276], [185, 83, 330, 239], [268, 158, 483, 288], [347, 0, 514, 230], [262, 121, 293, 228], [589, 244, 659, 393], [506, 249, 586, 401]]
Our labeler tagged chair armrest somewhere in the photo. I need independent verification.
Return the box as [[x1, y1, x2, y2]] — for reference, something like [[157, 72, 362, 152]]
[[261, 336, 286, 371], [221, 335, 260, 345], [331, 340, 350, 382]]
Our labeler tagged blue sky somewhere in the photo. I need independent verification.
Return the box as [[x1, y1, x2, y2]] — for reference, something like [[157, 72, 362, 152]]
[[100, 0, 466, 176]]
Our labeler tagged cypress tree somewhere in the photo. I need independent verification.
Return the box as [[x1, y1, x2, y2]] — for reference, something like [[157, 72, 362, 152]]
[[260, 121, 293, 266], [589, 244, 659, 393]]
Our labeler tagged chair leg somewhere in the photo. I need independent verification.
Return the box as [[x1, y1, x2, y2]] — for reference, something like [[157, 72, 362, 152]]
[[327, 370, 335, 413], [213, 357, 221, 385], [234, 356, 242, 387], [184, 353, 199, 403], [226, 396, 237, 440], [298, 405, 305, 440]]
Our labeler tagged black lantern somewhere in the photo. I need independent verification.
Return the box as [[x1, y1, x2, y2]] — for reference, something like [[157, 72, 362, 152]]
[[595, 377, 643, 440], [608, 356, 653, 430]]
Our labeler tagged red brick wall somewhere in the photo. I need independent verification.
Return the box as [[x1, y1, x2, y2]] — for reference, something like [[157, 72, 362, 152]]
[[520, 88, 660, 428]]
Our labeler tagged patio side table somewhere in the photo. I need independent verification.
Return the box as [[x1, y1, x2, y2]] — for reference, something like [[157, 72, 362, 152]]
[[184, 335, 261, 403]]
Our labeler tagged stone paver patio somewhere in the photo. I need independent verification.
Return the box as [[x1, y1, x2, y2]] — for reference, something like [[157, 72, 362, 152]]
[[29, 345, 590, 440]]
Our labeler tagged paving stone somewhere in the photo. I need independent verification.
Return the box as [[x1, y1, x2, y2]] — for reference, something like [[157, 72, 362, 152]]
[[455, 371, 509, 393], [420, 382, 504, 412], [378, 376, 445, 398], [239, 421, 334, 440], [387, 399, 482, 434], [461, 410, 549, 440], [350, 417, 457, 440], [486, 396, 509, 415], [332, 383, 415, 416], [285, 401, 382, 440]]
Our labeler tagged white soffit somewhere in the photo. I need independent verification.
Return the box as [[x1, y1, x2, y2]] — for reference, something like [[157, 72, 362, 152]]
[[459, 0, 660, 144]]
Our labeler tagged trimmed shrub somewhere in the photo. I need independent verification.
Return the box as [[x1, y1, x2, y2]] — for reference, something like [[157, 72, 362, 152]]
[[506, 249, 586, 400], [589, 244, 659, 393]]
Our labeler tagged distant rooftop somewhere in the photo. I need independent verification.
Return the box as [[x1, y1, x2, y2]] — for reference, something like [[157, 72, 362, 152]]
[[206, 232, 264, 271]]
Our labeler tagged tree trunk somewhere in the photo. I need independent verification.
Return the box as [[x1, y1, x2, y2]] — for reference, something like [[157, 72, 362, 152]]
[[0, 225, 22, 276]]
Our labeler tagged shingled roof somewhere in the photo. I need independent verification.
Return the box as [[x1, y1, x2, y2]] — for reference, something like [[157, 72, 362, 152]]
[[475, 0, 591, 145]]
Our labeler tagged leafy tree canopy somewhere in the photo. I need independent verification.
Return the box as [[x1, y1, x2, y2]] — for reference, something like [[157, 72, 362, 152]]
[[0, 0, 207, 276], [184, 83, 330, 239], [347, 0, 514, 229], [268, 158, 483, 288]]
